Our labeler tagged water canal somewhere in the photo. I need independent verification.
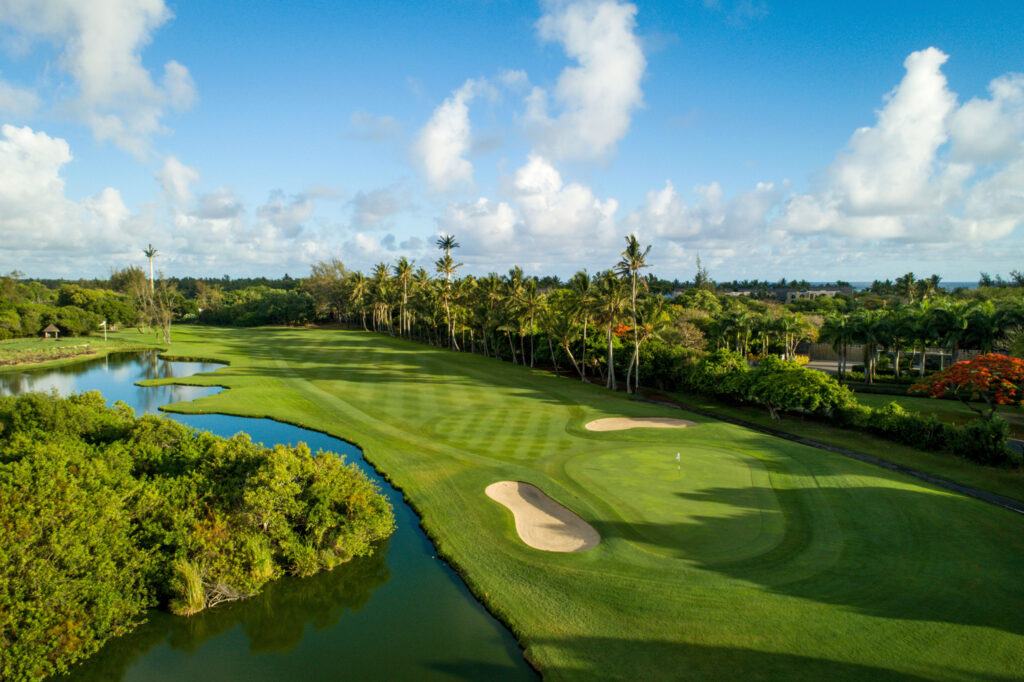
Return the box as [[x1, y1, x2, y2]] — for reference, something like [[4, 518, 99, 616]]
[[0, 351, 536, 681]]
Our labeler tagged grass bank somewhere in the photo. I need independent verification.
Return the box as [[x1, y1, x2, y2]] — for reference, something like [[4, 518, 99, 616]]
[[0, 335, 154, 372], [116, 325, 1024, 681]]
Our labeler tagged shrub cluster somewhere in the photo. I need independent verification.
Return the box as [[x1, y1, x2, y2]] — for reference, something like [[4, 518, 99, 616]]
[[677, 349, 1015, 467], [0, 391, 394, 681]]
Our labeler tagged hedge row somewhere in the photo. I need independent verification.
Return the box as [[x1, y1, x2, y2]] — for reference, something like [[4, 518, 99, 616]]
[[681, 349, 1016, 467]]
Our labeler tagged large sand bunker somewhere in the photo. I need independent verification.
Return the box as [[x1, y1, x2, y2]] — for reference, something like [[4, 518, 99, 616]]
[[585, 417, 697, 431], [485, 481, 600, 552]]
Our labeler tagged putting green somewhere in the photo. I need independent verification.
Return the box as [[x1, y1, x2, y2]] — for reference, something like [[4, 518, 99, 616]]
[[129, 326, 1024, 681]]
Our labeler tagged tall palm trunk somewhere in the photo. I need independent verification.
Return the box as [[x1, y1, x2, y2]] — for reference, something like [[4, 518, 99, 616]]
[[629, 274, 638, 394], [606, 323, 616, 391], [581, 316, 588, 380]]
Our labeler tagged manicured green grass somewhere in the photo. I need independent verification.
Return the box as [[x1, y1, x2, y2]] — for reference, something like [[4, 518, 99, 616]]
[[670, 389, 1024, 504], [119, 326, 1024, 680]]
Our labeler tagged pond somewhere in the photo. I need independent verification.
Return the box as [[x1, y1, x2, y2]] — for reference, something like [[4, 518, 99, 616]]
[[1, 351, 536, 681]]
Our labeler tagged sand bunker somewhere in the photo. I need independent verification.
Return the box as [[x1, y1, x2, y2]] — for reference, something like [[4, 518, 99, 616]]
[[485, 481, 600, 552], [584, 417, 697, 431]]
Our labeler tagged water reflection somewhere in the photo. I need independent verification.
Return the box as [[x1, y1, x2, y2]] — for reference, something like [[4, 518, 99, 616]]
[[0, 351, 224, 415], [2, 352, 536, 681], [61, 540, 392, 681]]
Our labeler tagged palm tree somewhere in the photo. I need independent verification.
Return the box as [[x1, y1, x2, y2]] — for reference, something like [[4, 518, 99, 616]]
[[895, 272, 917, 303], [625, 296, 670, 391], [348, 271, 370, 330], [568, 270, 595, 381], [393, 257, 414, 337], [615, 235, 652, 393], [519, 278, 544, 367], [595, 271, 629, 391], [819, 314, 855, 382], [143, 244, 158, 294], [435, 247, 463, 349]]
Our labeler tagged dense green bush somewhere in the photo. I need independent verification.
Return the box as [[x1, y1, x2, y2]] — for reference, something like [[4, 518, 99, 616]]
[[197, 287, 315, 327], [946, 418, 1013, 467], [746, 356, 853, 420], [0, 391, 394, 681], [680, 351, 1014, 466]]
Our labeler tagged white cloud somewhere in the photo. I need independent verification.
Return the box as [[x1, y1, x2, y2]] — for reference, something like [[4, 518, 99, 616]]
[[525, 0, 645, 161], [437, 154, 617, 264], [0, 0, 196, 157], [349, 183, 413, 230], [413, 78, 482, 191], [0, 74, 39, 115], [629, 179, 781, 241], [0, 124, 133, 261], [157, 156, 199, 205], [257, 191, 313, 239], [950, 73, 1024, 164], [779, 47, 1024, 243]]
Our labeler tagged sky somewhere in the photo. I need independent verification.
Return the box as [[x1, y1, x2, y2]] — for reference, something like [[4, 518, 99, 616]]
[[0, 0, 1022, 283]]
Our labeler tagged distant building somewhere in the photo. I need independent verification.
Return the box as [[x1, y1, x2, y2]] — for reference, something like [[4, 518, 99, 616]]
[[776, 285, 854, 303], [42, 324, 60, 339]]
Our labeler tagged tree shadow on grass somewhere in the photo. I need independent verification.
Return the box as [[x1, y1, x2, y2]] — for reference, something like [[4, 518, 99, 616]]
[[591, 480, 1024, 637], [455, 635, 1017, 682]]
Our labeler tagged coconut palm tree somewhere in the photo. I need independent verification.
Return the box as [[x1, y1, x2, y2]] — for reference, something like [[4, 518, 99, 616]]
[[519, 278, 544, 367], [348, 271, 370, 330], [819, 313, 855, 382], [595, 271, 629, 391], [568, 270, 595, 381], [625, 296, 670, 391], [393, 257, 414, 337], [615, 235, 652, 393], [435, 251, 463, 349], [143, 244, 158, 294]]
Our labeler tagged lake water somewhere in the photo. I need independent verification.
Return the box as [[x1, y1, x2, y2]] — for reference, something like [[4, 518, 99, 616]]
[[1, 351, 536, 681]]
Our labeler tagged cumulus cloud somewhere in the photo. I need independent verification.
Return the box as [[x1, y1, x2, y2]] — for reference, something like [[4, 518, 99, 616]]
[[0, 0, 196, 157], [414, 78, 483, 191], [437, 154, 617, 264], [349, 183, 414, 230], [629, 179, 781, 241], [0, 124, 132, 261], [157, 156, 199, 205], [257, 191, 314, 239], [949, 73, 1024, 164], [779, 47, 1024, 243], [525, 0, 645, 161]]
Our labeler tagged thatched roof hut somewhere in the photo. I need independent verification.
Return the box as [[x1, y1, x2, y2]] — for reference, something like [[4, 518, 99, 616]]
[[42, 324, 60, 339]]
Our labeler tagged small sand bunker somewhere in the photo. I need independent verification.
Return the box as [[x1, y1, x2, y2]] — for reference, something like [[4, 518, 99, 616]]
[[584, 417, 697, 431], [485, 481, 600, 552]]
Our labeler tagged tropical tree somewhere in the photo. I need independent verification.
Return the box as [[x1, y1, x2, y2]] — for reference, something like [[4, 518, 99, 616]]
[[393, 257, 414, 337], [568, 270, 595, 381], [434, 234, 463, 349], [615, 234, 651, 393], [911, 353, 1024, 420], [519, 278, 545, 367], [819, 314, 855, 382], [143, 243, 158, 294], [595, 271, 629, 390], [348, 272, 370, 330]]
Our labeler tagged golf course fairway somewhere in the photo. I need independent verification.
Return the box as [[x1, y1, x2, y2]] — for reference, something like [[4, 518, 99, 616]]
[[129, 325, 1024, 681]]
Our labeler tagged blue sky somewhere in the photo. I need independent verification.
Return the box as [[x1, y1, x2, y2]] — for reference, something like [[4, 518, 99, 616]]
[[1, 0, 1022, 282]]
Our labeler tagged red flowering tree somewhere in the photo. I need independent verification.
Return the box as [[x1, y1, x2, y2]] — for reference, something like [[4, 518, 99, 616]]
[[910, 353, 1024, 420]]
